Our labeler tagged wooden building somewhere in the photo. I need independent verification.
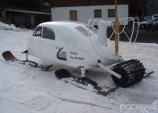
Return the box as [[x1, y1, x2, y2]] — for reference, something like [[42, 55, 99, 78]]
[[50, 0, 137, 24], [50, 0, 129, 7], [0, 0, 51, 28], [50, 0, 137, 16], [49, 0, 138, 24]]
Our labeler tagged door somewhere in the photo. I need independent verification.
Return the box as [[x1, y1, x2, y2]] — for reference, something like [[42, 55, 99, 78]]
[[40, 27, 55, 61], [27, 27, 42, 57], [70, 10, 77, 21]]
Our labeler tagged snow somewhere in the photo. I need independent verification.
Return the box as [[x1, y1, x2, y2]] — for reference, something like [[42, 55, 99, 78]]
[[0, 21, 158, 113], [0, 21, 17, 30], [0, 21, 28, 31]]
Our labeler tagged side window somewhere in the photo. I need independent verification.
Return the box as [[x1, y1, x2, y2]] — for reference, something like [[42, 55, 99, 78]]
[[33, 27, 42, 37], [108, 9, 115, 17], [94, 9, 102, 18], [43, 27, 55, 40]]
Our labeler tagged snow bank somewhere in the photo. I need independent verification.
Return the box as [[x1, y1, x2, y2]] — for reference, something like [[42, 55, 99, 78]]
[[0, 21, 28, 31]]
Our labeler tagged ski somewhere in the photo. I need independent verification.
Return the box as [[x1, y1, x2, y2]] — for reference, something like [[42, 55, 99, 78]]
[[40, 64, 53, 71], [2, 51, 18, 61], [2, 51, 53, 71], [55, 69, 118, 96]]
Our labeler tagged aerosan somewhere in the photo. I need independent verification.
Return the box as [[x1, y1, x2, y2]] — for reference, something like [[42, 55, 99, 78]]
[[2, 0, 153, 89], [3, 19, 149, 87]]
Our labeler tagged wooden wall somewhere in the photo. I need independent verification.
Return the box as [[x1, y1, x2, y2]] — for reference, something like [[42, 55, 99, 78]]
[[50, 0, 130, 7]]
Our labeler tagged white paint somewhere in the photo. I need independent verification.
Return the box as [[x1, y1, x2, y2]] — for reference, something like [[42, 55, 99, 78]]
[[51, 5, 128, 25], [97, 63, 121, 79], [98, 20, 112, 45], [27, 21, 117, 68], [28, 36, 40, 57]]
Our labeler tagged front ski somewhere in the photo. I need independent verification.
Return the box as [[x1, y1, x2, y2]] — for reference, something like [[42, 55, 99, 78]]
[[2, 51, 19, 62], [55, 69, 118, 96], [2, 51, 53, 71]]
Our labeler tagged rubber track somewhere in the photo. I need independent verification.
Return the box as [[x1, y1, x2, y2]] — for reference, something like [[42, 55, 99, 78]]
[[112, 59, 145, 87]]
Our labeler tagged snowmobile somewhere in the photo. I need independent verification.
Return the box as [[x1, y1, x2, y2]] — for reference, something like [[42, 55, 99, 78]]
[[2, 0, 153, 93]]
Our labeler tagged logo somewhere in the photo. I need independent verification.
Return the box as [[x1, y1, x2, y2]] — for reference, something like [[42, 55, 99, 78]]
[[56, 47, 67, 61], [120, 100, 158, 113]]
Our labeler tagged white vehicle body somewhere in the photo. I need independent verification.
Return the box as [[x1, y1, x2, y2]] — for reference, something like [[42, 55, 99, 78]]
[[27, 21, 116, 69], [26, 17, 139, 80]]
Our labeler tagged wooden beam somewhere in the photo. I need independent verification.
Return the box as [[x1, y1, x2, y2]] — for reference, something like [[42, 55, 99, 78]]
[[114, 0, 119, 56]]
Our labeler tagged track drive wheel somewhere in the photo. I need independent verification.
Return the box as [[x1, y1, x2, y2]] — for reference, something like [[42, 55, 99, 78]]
[[111, 59, 145, 87]]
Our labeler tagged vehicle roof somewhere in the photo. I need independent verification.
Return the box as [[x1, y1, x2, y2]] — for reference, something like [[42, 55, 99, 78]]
[[37, 21, 92, 51], [38, 21, 86, 28]]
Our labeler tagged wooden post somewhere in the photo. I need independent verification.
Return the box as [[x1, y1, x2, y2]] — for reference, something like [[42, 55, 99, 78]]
[[114, 0, 119, 56]]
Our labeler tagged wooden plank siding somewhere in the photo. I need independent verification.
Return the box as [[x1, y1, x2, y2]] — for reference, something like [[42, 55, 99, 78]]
[[88, 0, 129, 6], [50, 0, 130, 7], [50, 0, 88, 7]]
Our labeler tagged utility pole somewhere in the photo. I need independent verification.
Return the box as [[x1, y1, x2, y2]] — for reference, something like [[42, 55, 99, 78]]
[[114, 0, 119, 56]]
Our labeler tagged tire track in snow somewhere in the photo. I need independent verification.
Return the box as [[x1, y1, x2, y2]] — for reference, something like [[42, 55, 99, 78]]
[[0, 82, 121, 113], [18, 82, 120, 109]]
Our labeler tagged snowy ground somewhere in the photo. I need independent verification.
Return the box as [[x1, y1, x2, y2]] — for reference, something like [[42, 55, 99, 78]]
[[0, 22, 158, 113]]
